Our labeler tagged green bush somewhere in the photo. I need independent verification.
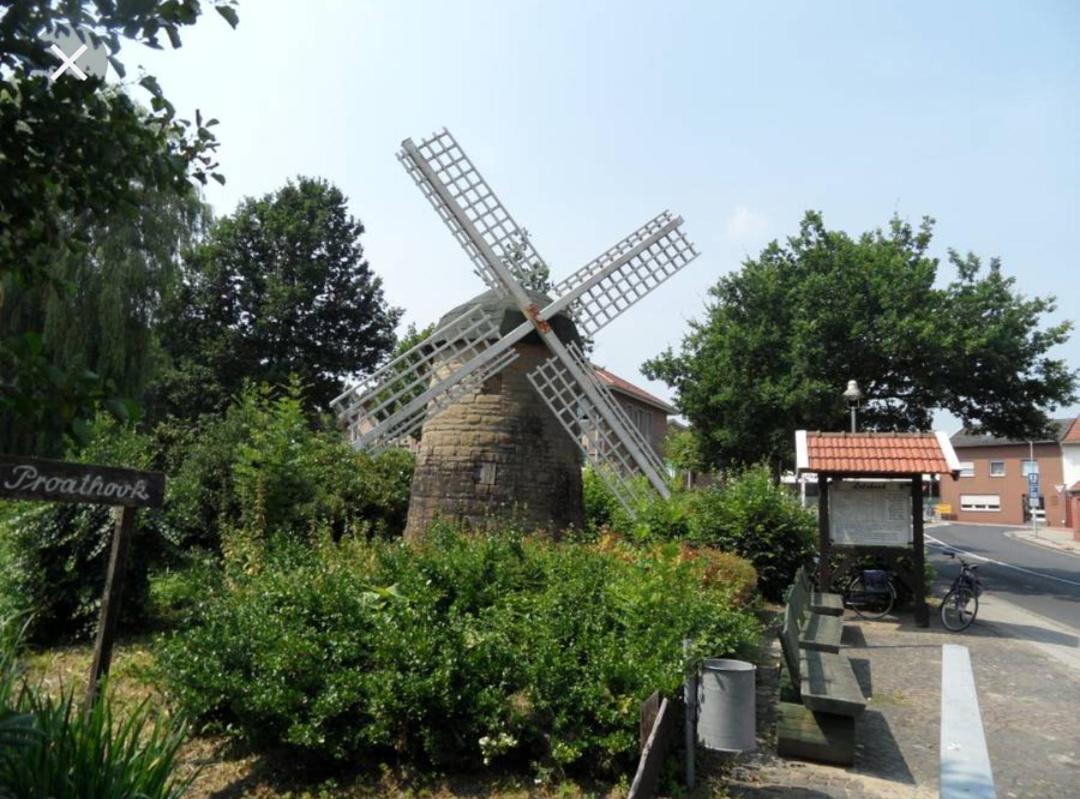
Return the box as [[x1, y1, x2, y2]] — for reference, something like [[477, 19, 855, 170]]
[[163, 380, 415, 552], [581, 466, 630, 534], [0, 617, 192, 799], [0, 416, 170, 642], [583, 465, 814, 601], [148, 551, 224, 629], [581, 468, 690, 543], [685, 466, 816, 601], [158, 528, 760, 776]]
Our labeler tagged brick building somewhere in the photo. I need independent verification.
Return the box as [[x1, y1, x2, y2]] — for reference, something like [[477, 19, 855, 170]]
[[939, 417, 1080, 531], [593, 366, 676, 458]]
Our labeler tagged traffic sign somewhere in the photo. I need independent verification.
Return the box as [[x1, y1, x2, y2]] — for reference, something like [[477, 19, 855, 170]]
[[1027, 471, 1040, 498]]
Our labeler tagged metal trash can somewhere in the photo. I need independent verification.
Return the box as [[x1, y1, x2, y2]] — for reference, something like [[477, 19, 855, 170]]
[[696, 658, 756, 752]]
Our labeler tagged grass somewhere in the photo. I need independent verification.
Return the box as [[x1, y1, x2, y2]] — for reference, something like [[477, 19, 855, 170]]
[[20, 638, 631, 799]]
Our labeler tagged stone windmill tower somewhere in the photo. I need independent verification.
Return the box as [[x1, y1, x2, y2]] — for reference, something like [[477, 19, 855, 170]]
[[332, 129, 698, 538]]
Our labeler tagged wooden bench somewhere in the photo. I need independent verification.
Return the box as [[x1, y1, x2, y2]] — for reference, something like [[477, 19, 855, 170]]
[[777, 600, 867, 765], [787, 577, 844, 654], [795, 565, 844, 616]]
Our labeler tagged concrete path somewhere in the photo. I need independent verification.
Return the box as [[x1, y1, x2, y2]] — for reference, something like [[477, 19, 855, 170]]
[[717, 598, 1080, 799]]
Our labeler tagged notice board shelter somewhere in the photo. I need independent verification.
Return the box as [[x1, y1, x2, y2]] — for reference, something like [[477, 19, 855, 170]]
[[795, 431, 961, 627]]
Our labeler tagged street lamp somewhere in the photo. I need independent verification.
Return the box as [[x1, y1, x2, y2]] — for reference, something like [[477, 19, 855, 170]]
[[843, 380, 863, 433]]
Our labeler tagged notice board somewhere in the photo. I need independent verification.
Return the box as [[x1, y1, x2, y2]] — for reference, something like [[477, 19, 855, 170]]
[[829, 480, 911, 547]]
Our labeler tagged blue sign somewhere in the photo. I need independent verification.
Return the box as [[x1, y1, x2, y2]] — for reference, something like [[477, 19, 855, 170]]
[[1027, 471, 1040, 498]]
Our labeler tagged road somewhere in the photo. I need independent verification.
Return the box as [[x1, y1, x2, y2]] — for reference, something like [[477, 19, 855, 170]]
[[926, 522, 1080, 632]]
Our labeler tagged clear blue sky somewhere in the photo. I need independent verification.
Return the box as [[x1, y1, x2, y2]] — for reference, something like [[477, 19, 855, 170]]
[[133, 0, 1080, 431]]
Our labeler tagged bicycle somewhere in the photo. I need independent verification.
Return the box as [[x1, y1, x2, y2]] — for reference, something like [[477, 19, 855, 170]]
[[939, 550, 983, 631], [842, 566, 897, 620]]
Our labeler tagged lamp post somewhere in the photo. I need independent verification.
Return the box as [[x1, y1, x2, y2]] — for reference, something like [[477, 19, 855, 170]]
[[843, 380, 863, 433]]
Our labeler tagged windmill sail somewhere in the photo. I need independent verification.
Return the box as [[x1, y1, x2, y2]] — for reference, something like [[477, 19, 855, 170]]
[[526, 342, 667, 512], [399, 129, 549, 292], [331, 305, 511, 448], [550, 211, 698, 337]]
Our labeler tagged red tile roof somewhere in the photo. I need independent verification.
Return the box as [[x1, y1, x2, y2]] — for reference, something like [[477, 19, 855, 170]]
[[796, 431, 959, 475], [1070, 480, 1080, 493], [1064, 417, 1080, 444], [593, 366, 676, 414]]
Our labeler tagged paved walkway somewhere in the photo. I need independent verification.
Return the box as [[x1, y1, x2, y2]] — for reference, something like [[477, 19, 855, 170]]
[[1007, 525, 1080, 556], [716, 599, 1080, 798]]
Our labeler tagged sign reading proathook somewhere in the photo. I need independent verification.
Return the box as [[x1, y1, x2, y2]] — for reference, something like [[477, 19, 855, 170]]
[[0, 456, 164, 508]]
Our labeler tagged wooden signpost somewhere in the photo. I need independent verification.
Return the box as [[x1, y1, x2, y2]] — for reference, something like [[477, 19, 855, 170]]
[[0, 455, 165, 707]]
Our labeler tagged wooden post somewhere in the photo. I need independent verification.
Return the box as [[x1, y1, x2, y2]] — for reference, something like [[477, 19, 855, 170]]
[[640, 691, 662, 753], [911, 475, 928, 627], [629, 696, 678, 799], [85, 505, 137, 709], [818, 475, 831, 589], [683, 639, 696, 791]]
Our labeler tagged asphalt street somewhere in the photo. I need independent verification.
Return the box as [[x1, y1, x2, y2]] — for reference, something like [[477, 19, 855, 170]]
[[926, 522, 1080, 632]]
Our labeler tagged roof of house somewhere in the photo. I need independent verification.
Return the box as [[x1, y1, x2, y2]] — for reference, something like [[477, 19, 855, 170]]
[[1065, 417, 1080, 444], [795, 430, 961, 476], [593, 366, 677, 414], [950, 417, 1078, 448], [1071, 480, 1080, 493]]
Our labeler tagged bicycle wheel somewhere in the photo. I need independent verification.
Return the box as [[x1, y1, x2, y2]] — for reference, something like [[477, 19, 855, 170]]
[[940, 588, 979, 631], [845, 574, 896, 620]]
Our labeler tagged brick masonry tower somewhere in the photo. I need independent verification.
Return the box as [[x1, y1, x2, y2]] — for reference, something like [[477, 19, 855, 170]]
[[403, 290, 585, 539]]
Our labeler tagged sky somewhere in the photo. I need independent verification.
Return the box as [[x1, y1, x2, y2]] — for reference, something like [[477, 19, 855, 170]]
[[131, 0, 1079, 432]]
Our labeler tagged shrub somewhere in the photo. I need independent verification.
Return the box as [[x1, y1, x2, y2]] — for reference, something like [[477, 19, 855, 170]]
[[163, 380, 415, 552], [0, 617, 192, 799], [678, 545, 758, 605], [0, 416, 169, 642], [685, 465, 816, 601], [583, 465, 813, 602], [582, 468, 689, 543], [581, 466, 630, 534], [158, 528, 760, 776], [148, 551, 224, 629]]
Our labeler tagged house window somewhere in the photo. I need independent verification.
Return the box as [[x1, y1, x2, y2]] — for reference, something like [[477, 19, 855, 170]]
[[1021, 459, 1039, 477], [960, 494, 1001, 512], [989, 460, 1005, 477], [632, 407, 652, 438], [958, 461, 975, 478]]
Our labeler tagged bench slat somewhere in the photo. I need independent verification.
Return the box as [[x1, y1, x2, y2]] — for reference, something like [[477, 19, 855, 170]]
[[800, 649, 866, 717], [809, 591, 844, 616], [799, 612, 843, 653], [796, 566, 844, 617]]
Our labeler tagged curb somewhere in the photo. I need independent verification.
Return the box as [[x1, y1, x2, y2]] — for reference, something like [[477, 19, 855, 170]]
[[1003, 530, 1080, 557]]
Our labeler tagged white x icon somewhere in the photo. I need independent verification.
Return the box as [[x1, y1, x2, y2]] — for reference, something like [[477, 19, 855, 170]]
[[49, 42, 88, 82]]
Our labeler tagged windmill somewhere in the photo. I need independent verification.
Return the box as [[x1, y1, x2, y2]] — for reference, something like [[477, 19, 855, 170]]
[[331, 129, 698, 533]]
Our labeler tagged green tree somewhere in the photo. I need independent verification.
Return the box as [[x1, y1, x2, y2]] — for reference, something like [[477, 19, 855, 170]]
[[0, 0, 237, 451], [1, 191, 209, 453], [644, 212, 1076, 473], [154, 177, 402, 416]]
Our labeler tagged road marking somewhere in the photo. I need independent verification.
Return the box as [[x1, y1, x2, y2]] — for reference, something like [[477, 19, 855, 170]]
[[49, 42, 88, 82], [926, 534, 1080, 589]]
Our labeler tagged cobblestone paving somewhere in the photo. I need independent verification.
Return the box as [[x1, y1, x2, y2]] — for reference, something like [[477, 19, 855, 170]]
[[716, 612, 1080, 798]]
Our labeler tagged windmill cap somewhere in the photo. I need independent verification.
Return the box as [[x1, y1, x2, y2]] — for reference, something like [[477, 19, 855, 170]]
[[436, 288, 582, 347]]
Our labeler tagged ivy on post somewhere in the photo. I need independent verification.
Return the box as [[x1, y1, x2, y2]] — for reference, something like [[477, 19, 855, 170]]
[[0, 455, 165, 708]]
